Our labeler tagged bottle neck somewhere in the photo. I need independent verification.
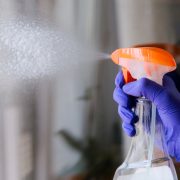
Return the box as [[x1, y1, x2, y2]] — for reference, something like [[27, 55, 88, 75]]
[[124, 97, 169, 167], [135, 98, 156, 164]]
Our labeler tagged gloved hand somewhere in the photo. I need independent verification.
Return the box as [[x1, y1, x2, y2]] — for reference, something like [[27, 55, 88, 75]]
[[113, 71, 180, 161]]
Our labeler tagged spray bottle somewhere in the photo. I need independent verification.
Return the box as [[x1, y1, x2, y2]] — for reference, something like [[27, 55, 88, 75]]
[[111, 47, 178, 180]]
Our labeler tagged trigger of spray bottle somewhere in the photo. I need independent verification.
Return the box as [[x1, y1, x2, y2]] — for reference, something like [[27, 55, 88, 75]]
[[122, 67, 136, 84]]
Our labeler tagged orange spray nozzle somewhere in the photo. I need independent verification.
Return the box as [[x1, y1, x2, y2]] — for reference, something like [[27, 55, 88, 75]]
[[111, 47, 176, 84], [111, 49, 135, 83]]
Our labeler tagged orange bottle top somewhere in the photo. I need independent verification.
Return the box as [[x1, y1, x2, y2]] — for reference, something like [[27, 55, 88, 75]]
[[111, 47, 176, 84]]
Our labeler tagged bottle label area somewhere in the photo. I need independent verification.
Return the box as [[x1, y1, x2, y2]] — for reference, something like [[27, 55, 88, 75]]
[[117, 166, 174, 180]]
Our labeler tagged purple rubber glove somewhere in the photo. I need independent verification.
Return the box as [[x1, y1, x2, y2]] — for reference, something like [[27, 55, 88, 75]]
[[113, 71, 180, 161]]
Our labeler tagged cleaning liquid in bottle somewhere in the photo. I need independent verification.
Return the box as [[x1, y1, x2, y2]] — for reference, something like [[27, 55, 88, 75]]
[[114, 98, 176, 180]]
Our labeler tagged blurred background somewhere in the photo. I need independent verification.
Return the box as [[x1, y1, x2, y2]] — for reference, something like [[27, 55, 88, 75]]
[[0, 0, 180, 180]]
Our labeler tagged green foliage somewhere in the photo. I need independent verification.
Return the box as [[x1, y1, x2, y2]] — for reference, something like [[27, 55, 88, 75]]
[[58, 129, 121, 179], [58, 87, 122, 179]]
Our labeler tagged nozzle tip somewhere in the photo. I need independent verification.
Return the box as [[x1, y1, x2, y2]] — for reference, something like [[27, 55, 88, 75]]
[[111, 49, 120, 64]]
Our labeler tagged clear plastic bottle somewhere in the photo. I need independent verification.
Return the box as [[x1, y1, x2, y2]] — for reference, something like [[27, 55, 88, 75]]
[[114, 98, 178, 180]]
